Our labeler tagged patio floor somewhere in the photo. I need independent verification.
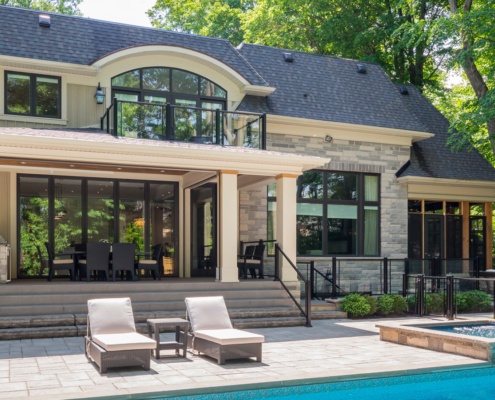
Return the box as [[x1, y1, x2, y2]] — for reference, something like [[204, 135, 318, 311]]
[[0, 315, 490, 400]]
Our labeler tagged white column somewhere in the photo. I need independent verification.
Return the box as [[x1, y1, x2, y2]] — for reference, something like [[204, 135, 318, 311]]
[[276, 173, 298, 281], [218, 170, 239, 282]]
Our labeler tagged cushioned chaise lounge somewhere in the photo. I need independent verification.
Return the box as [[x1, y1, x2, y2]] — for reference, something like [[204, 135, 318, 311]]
[[85, 297, 156, 373], [185, 296, 264, 365]]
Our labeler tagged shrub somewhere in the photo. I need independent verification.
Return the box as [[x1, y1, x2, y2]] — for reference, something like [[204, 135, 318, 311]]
[[364, 295, 378, 315], [342, 294, 371, 317], [377, 295, 395, 315], [456, 290, 492, 313], [390, 294, 407, 314]]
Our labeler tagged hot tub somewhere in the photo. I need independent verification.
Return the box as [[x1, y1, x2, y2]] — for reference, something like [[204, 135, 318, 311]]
[[376, 319, 495, 362]]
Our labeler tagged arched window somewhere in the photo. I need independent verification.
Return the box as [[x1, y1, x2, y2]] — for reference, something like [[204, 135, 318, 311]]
[[111, 67, 226, 108]]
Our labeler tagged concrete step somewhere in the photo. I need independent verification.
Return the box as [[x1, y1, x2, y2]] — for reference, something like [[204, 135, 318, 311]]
[[0, 280, 347, 340]]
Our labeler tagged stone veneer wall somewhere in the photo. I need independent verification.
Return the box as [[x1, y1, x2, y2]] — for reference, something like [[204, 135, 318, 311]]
[[238, 133, 411, 285]]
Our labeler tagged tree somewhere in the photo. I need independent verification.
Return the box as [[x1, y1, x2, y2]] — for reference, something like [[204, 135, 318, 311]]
[[0, 0, 82, 15], [148, 0, 495, 160]]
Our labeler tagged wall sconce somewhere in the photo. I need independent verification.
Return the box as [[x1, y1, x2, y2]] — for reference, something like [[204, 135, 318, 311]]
[[325, 135, 333, 143], [95, 82, 105, 105]]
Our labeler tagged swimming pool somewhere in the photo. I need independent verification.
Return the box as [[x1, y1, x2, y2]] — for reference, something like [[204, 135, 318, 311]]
[[156, 367, 495, 400]]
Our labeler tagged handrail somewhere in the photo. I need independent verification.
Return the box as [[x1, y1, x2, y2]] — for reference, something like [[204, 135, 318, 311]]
[[274, 244, 311, 327], [101, 98, 266, 148]]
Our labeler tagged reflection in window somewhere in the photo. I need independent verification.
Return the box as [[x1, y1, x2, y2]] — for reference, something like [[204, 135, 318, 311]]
[[297, 171, 323, 199], [6, 72, 60, 118], [297, 203, 323, 255], [172, 70, 198, 95], [112, 70, 140, 88], [142, 68, 169, 91], [328, 172, 357, 200], [54, 178, 82, 252], [87, 180, 115, 243], [119, 182, 145, 251]]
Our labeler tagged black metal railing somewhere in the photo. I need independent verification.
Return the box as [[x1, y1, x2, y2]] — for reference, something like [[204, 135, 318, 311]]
[[274, 244, 311, 327], [101, 98, 266, 149]]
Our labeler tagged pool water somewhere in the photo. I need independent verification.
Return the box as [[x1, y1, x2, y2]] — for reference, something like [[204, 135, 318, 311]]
[[430, 323, 495, 338], [159, 368, 495, 400]]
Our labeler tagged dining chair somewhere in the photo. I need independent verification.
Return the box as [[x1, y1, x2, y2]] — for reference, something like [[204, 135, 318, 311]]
[[44, 242, 75, 281], [112, 243, 137, 281], [137, 243, 163, 280], [78, 242, 111, 282]]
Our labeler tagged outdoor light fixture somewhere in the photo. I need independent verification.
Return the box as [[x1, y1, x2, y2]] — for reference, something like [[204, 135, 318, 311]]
[[325, 135, 333, 143], [95, 83, 105, 105]]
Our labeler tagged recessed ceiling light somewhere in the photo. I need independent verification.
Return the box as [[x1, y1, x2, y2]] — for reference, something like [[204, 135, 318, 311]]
[[69, 164, 75, 167], [20, 162, 27, 165], [117, 167, 122, 170]]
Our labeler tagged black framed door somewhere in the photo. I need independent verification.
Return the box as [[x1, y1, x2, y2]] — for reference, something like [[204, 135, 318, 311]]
[[190, 183, 217, 277], [470, 216, 486, 269]]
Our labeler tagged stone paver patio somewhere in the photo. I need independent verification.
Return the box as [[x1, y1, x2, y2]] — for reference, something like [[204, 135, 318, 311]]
[[0, 316, 490, 400]]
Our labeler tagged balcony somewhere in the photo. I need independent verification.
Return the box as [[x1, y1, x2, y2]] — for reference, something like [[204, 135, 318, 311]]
[[101, 99, 266, 149]]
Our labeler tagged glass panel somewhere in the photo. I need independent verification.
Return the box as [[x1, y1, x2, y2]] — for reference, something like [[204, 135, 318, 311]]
[[297, 171, 323, 199], [200, 78, 226, 98], [328, 204, 357, 255], [200, 101, 222, 144], [87, 180, 115, 243], [408, 200, 422, 213], [114, 92, 139, 102], [144, 95, 167, 104], [364, 205, 379, 256], [142, 67, 170, 91], [408, 214, 422, 258], [224, 113, 261, 148], [364, 175, 379, 202], [119, 181, 145, 251], [446, 202, 460, 215], [425, 201, 443, 214], [172, 70, 198, 95], [6, 73, 30, 115], [118, 101, 165, 140], [35, 76, 59, 117], [327, 172, 357, 200], [19, 176, 49, 277], [297, 203, 323, 255], [150, 183, 176, 275], [470, 203, 484, 216], [174, 99, 197, 141], [446, 215, 462, 258], [267, 183, 276, 198], [111, 70, 140, 88], [267, 200, 276, 256], [54, 178, 82, 252]]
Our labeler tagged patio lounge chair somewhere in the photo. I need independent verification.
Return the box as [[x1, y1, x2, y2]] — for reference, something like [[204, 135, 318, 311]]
[[85, 297, 156, 373], [184, 296, 264, 365]]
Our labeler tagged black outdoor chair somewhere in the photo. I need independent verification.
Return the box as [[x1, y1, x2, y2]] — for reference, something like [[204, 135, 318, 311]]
[[112, 243, 137, 281], [237, 240, 265, 279], [136, 243, 163, 280], [78, 242, 111, 282], [44, 242, 75, 281]]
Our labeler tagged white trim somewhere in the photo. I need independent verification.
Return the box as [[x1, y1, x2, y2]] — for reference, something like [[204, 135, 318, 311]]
[[0, 55, 97, 76], [267, 114, 433, 146]]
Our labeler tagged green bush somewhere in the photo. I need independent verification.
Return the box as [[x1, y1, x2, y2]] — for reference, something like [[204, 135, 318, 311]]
[[378, 294, 407, 315], [364, 295, 378, 315], [456, 290, 492, 313], [377, 295, 394, 315], [342, 294, 371, 317]]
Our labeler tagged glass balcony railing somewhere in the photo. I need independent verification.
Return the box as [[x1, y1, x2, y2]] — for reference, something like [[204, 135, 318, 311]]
[[101, 99, 266, 149]]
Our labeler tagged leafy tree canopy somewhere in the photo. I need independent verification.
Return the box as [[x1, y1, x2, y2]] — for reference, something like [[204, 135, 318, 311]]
[[0, 0, 82, 15], [148, 0, 495, 160]]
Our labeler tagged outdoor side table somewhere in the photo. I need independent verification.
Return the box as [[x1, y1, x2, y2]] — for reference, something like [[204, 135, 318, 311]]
[[146, 318, 189, 359]]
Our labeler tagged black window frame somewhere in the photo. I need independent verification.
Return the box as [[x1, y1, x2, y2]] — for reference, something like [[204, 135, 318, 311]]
[[267, 171, 381, 257], [5, 71, 62, 118], [111, 67, 227, 108]]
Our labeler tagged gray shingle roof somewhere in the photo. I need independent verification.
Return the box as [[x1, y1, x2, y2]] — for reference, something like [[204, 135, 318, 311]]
[[395, 85, 495, 181], [236, 43, 427, 132], [0, 5, 267, 86]]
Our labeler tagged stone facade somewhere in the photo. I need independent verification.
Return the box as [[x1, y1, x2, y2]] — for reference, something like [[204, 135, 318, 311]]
[[0, 243, 10, 283], [238, 133, 411, 290]]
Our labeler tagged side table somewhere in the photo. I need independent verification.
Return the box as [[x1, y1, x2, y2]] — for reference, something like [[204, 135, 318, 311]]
[[146, 318, 189, 359]]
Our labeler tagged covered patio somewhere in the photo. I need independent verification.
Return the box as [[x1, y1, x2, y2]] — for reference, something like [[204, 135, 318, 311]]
[[0, 127, 328, 283]]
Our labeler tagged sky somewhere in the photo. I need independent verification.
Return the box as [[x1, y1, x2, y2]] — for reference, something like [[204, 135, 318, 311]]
[[78, 0, 156, 27]]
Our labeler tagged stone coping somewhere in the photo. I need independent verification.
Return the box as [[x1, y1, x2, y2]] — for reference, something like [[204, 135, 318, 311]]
[[376, 319, 495, 362]]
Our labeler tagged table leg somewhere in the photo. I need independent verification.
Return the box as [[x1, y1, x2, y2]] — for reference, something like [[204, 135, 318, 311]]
[[154, 324, 161, 359]]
